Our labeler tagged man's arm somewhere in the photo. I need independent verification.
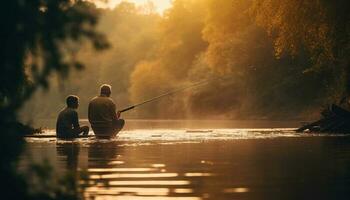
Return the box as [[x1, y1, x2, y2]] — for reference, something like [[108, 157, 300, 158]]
[[109, 99, 118, 120], [116, 110, 121, 119]]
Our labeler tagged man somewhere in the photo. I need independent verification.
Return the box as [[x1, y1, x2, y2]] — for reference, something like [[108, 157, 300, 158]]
[[56, 95, 89, 138], [88, 84, 125, 138]]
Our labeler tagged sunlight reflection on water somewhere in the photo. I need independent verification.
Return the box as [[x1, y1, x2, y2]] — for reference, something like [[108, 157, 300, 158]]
[[223, 187, 250, 193], [108, 180, 191, 186], [26, 128, 302, 144], [22, 127, 350, 200], [87, 168, 156, 172], [90, 173, 179, 179], [91, 196, 202, 200]]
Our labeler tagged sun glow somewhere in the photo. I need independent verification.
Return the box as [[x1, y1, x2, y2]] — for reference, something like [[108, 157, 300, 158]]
[[93, 0, 172, 13]]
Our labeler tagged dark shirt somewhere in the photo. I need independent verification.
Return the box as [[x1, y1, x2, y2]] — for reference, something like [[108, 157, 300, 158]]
[[88, 96, 117, 128], [56, 107, 80, 138]]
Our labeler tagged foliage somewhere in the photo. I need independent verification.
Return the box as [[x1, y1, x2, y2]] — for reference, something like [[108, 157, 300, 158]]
[[0, 0, 107, 199], [129, 0, 332, 119], [129, 0, 208, 118], [26, 159, 80, 200], [253, 0, 350, 102], [19, 0, 350, 120], [20, 1, 161, 120]]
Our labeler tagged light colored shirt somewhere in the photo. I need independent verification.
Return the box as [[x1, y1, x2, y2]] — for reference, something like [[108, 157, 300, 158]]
[[88, 95, 117, 127]]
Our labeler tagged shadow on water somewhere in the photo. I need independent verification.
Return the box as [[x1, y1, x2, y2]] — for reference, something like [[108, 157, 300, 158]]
[[44, 135, 350, 200]]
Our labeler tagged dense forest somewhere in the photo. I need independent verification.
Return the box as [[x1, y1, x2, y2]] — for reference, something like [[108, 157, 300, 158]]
[[20, 0, 349, 121]]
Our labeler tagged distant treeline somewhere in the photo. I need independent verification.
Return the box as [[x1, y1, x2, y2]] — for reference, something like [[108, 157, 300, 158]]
[[20, 0, 350, 121]]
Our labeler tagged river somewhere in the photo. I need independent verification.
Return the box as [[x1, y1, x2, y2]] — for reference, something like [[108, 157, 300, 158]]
[[20, 120, 350, 199]]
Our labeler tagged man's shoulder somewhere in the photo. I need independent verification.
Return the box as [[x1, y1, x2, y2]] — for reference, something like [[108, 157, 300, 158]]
[[89, 96, 100, 105], [90, 96, 115, 104], [90, 96, 99, 102], [107, 97, 115, 103]]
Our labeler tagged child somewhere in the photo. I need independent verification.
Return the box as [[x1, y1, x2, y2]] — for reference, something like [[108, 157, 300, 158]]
[[56, 95, 89, 138]]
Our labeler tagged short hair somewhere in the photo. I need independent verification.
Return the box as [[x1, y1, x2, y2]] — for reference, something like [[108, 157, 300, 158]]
[[100, 84, 112, 95], [66, 95, 79, 108]]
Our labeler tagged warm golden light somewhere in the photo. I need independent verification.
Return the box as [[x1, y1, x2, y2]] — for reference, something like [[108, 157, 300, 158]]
[[93, 196, 201, 200], [87, 168, 156, 172], [90, 172, 178, 179], [223, 187, 250, 193], [151, 163, 166, 167], [173, 188, 194, 194], [184, 172, 213, 177], [108, 160, 125, 165], [108, 180, 191, 186], [92, 0, 172, 13], [85, 186, 170, 195]]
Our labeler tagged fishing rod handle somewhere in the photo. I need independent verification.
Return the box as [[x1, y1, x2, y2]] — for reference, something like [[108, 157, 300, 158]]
[[119, 106, 135, 113]]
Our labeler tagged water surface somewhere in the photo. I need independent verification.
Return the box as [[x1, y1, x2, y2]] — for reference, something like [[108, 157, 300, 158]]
[[20, 120, 350, 200]]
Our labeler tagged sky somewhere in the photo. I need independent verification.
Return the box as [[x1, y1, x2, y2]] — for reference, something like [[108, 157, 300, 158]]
[[94, 0, 173, 13]]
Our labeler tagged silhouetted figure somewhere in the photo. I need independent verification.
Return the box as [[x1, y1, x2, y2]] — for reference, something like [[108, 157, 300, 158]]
[[56, 95, 89, 138], [88, 84, 125, 138]]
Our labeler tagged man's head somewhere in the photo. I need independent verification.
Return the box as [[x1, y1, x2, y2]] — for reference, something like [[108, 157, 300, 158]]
[[100, 84, 112, 97], [66, 95, 79, 109]]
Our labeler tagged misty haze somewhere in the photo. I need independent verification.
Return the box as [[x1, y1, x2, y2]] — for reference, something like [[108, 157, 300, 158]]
[[1, 0, 350, 200]]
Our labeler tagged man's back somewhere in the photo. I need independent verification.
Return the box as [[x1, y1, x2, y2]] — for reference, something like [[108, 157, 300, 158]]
[[89, 85, 125, 138], [88, 96, 117, 127]]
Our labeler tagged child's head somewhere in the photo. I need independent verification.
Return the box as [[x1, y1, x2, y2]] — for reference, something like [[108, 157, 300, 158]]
[[66, 95, 79, 109]]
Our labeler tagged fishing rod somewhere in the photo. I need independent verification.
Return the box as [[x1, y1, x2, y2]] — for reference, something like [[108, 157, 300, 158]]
[[119, 78, 215, 113]]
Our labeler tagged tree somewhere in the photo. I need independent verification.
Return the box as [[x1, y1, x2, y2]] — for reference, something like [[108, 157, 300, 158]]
[[0, 0, 108, 199], [129, 0, 208, 118], [19, 2, 162, 120], [253, 0, 350, 102]]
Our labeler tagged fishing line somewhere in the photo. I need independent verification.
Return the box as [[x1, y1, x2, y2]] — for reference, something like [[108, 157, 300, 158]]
[[119, 76, 230, 113]]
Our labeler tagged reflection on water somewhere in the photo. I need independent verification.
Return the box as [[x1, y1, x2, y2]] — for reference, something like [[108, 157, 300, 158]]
[[80, 141, 207, 199], [31, 128, 301, 142], [56, 142, 80, 170], [90, 173, 179, 179], [223, 187, 249, 193], [88, 168, 157, 172], [21, 128, 350, 200], [33, 119, 302, 131]]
